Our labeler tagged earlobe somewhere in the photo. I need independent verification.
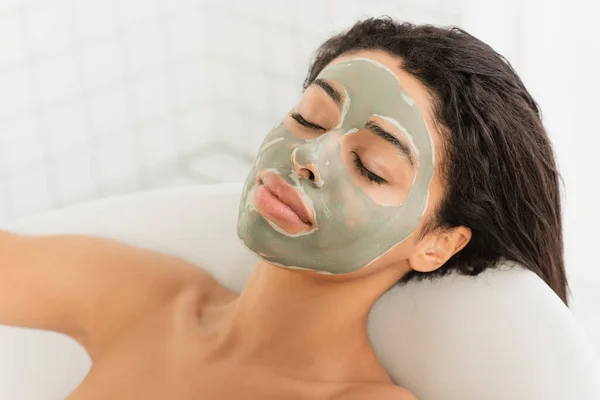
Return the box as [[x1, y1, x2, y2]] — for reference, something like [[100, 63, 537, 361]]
[[408, 226, 472, 273], [408, 236, 444, 273]]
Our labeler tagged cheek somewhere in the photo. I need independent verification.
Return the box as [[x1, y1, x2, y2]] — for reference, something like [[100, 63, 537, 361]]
[[323, 176, 373, 232], [372, 231, 419, 266], [343, 201, 371, 230]]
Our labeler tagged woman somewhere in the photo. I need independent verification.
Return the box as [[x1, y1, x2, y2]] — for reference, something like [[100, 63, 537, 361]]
[[0, 18, 566, 399]]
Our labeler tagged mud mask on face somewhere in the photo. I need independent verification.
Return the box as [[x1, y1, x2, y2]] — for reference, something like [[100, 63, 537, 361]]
[[237, 58, 435, 274]]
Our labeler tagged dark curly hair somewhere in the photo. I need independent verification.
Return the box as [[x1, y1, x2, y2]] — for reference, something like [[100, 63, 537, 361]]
[[305, 17, 568, 305]]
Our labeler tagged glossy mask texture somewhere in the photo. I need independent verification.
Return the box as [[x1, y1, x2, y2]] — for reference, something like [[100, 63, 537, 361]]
[[237, 58, 434, 274]]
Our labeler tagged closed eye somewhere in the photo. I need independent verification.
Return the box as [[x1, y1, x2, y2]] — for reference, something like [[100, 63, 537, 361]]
[[351, 151, 386, 185], [290, 112, 326, 132]]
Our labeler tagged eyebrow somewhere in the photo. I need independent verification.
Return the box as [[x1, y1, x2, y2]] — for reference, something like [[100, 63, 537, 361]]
[[365, 121, 415, 169], [310, 79, 344, 110]]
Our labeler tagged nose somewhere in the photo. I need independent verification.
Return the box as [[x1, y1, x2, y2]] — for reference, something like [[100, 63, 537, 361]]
[[291, 146, 320, 185]]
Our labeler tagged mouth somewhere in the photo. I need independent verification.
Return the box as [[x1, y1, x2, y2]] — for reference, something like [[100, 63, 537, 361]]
[[252, 170, 316, 233]]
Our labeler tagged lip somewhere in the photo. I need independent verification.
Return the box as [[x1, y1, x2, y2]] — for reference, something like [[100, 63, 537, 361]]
[[253, 170, 315, 231]]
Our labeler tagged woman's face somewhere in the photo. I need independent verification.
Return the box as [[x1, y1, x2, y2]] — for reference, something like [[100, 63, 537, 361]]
[[237, 49, 446, 275]]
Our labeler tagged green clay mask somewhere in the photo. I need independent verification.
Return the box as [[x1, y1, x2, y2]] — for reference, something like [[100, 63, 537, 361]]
[[237, 58, 435, 274]]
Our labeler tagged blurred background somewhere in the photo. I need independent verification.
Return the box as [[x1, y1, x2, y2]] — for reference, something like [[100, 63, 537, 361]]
[[0, 0, 598, 350]]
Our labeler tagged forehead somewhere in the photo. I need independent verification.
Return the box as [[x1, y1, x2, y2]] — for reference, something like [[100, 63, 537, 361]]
[[327, 50, 433, 116], [324, 50, 436, 128]]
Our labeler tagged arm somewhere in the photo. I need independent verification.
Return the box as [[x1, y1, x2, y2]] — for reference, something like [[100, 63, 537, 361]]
[[0, 231, 208, 359]]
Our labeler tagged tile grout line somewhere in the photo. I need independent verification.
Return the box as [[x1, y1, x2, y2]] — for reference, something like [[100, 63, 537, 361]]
[[111, 0, 146, 191], [158, 0, 190, 185], [67, 0, 101, 199], [18, 1, 61, 211]]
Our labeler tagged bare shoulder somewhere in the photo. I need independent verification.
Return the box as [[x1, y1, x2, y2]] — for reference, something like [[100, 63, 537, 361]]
[[335, 382, 416, 400], [0, 231, 225, 360]]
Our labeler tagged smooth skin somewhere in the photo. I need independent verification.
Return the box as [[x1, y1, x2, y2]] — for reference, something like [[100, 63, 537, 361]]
[[0, 50, 470, 400]]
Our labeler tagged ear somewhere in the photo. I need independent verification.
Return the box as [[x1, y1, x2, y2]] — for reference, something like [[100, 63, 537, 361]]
[[408, 226, 472, 273]]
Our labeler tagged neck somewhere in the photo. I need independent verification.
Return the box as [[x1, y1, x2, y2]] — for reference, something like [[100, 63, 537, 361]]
[[213, 259, 409, 383]]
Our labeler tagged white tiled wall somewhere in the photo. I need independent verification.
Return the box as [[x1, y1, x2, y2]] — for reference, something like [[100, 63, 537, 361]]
[[0, 0, 459, 225]]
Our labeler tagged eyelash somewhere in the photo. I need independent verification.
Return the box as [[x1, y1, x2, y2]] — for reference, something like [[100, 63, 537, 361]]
[[351, 151, 385, 185], [290, 112, 325, 132]]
